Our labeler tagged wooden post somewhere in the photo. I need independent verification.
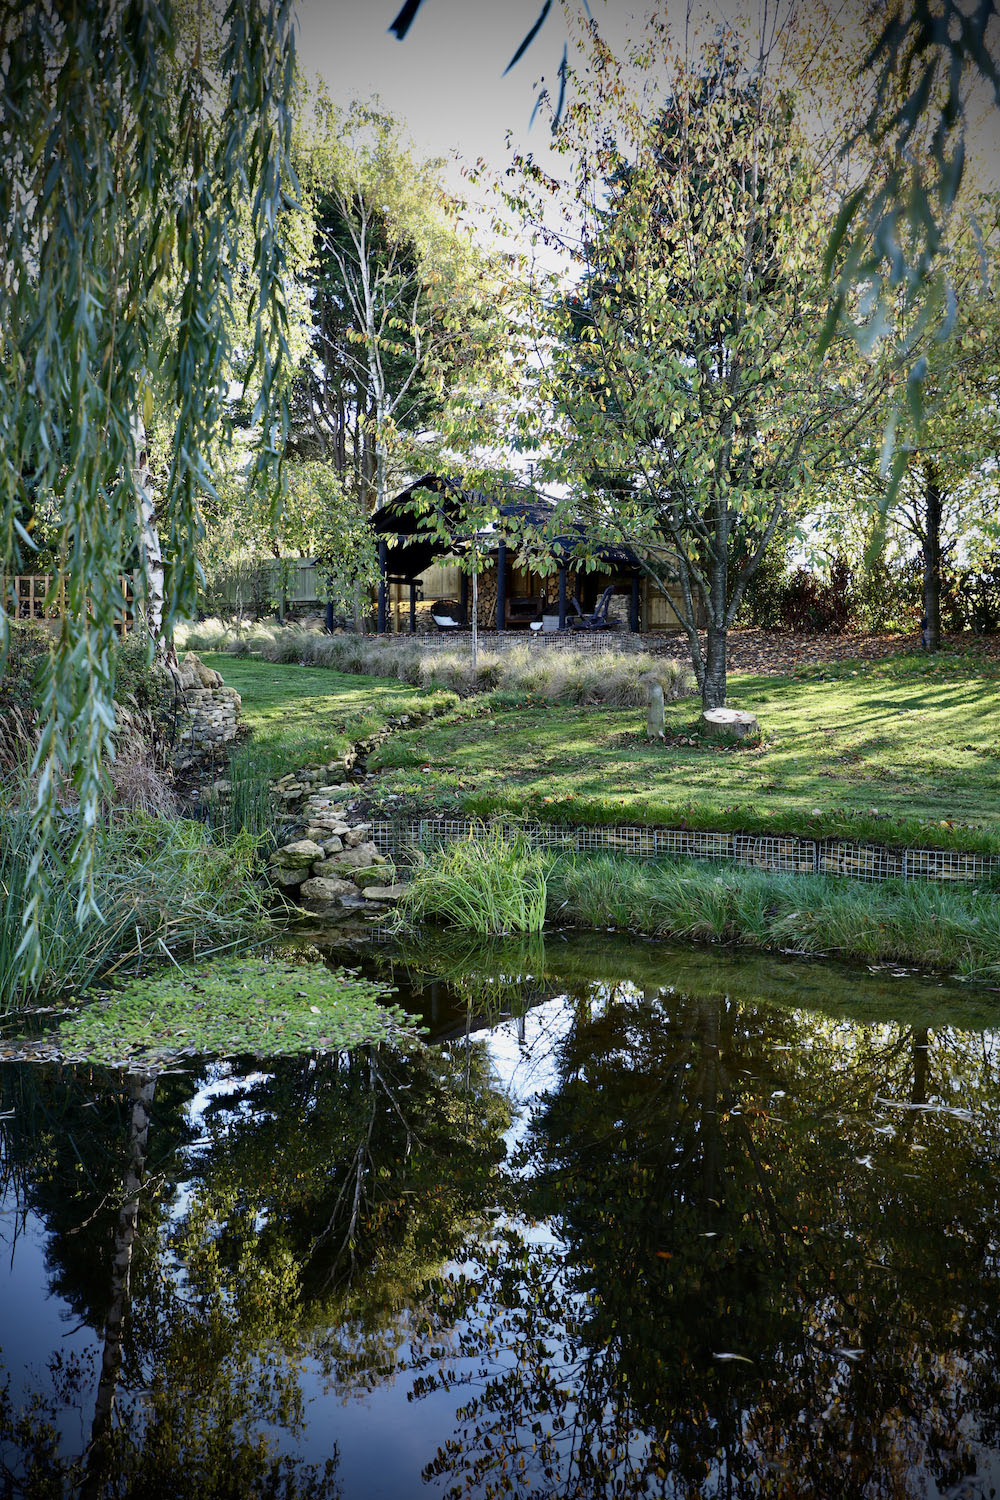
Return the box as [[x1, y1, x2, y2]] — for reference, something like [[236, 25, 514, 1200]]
[[558, 565, 567, 630], [630, 574, 640, 633], [409, 580, 417, 634], [377, 540, 388, 634], [496, 539, 507, 631]]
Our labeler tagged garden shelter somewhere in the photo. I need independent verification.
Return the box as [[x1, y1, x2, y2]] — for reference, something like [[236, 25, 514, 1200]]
[[371, 473, 650, 634]]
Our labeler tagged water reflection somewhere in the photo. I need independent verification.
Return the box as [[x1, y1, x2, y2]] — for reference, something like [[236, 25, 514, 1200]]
[[2, 934, 1000, 1498]]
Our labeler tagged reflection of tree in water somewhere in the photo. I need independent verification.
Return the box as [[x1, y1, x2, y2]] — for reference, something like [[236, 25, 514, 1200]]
[[409, 989, 1000, 1500], [0, 1037, 510, 1498]]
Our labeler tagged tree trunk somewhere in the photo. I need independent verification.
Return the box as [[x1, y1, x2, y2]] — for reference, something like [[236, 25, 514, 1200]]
[[130, 414, 173, 663], [702, 623, 728, 709], [702, 522, 730, 709], [81, 1071, 157, 1500], [922, 460, 943, 652]]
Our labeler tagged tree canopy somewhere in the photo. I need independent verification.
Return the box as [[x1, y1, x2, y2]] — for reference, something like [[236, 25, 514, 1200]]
[[500, 18, 892, 706]]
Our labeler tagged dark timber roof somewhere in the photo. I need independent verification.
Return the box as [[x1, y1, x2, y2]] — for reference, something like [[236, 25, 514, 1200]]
[[373, 472, 642, 581]]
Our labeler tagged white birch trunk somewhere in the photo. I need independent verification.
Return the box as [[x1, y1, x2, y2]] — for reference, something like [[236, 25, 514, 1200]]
[[129, 412, 168, 655]]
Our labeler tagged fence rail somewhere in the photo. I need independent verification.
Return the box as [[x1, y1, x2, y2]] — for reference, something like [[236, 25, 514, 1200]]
[[3, 573, 140, 631], [368, 816, 999, 888]]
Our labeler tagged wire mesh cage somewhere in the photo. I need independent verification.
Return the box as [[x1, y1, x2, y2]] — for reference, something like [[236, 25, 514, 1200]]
[[369, 817, 999, 887]]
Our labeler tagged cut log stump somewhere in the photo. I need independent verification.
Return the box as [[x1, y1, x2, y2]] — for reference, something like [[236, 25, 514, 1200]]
[[700, 707, 760, 740]]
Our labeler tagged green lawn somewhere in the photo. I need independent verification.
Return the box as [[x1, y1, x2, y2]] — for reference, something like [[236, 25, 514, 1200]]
[[214, 651, 1000, 854], [204, 655, 454, 778], [370, 657, 1000, 852]]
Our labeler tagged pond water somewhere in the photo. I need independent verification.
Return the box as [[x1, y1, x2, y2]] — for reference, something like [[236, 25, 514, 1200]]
[[3, 931, 1000, 1499]]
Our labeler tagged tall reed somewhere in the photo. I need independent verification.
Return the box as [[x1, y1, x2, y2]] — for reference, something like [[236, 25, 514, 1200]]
[[0, 804, 267, 1013], [202, 744, 277, 847], [398, 829, 552, 936], [546, 854, 1000, 980]]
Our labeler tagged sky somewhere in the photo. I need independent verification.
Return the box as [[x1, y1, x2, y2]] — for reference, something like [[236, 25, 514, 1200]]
[[294, 0, 1000, 201], [293, 0, 734, 197], [293, 0, 630, 176]]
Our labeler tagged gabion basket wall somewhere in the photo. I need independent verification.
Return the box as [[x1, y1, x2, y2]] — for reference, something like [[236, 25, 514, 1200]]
[[369, 817, 999, 887]]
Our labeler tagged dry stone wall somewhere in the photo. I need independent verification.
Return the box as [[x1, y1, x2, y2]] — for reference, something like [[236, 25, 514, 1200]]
[[173, 652, 242, 770], [267, 772, 403, 912]]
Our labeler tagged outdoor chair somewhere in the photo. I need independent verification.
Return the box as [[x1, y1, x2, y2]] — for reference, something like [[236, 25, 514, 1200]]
[[570, 585, 617, 631], [505, 594, 546, 628], [430, 598, 467, 631]]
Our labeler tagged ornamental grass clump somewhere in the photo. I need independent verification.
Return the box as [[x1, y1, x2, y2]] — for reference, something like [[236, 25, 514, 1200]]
[[0, 807, 267, 1013], [196, 620, 696, 705], [398, 829, 552, 935], [419, 643, 694, 705]]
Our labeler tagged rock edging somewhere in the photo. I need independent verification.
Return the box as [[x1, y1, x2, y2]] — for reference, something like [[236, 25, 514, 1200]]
[[266, 758, 407, 916], [258, 706, 441, 915], [269, 820, 404, 914]]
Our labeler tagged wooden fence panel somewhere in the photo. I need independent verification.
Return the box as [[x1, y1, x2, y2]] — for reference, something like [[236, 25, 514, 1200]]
[[2, 574, 138, 632]]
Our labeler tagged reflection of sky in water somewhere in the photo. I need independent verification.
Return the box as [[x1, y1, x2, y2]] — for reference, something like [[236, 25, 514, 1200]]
[[473, 992, 577, 1154], [0, 1208, 99, 1453]]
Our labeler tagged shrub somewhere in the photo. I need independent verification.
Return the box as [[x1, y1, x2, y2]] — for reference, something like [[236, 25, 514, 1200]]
[[852, 558, 920, 633], [942, 548, 1000, 635], [778, 557, 854, 634], [734, 548, 788, 629]]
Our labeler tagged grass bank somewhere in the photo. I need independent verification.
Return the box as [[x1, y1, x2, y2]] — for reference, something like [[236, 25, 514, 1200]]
[[0, 806, 267, 1015], [546, 854, 1000, 982], [399, 840, 1000, 982], [203, 655, 458, 779], [367, 653, 1000, 854]]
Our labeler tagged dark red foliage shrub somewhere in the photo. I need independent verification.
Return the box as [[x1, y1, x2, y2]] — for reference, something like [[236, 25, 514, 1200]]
[[778, 557, 854, 634]]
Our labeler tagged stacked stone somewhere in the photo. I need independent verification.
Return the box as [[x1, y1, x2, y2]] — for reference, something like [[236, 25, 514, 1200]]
[[266, 762, 404, 911], [174, 652, 242, 770], [269, 818, 403, 911]]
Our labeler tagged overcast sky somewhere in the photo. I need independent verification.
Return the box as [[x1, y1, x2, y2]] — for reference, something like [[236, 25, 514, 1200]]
[[294, 0, 1000, 201], [295, 0, 691, 187]]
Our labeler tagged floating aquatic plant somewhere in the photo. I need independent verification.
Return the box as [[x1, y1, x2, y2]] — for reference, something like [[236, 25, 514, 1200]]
[[6, 956, 417, 1067]]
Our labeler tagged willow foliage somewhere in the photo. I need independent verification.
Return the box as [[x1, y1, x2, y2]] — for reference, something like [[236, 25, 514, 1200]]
[[0, 0, 296, 971]]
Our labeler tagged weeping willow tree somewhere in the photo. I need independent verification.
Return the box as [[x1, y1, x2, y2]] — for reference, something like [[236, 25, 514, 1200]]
[[0, 0, 297, 971]]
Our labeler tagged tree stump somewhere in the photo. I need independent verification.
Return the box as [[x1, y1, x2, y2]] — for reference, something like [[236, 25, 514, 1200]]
[[641, 674, 665, 740], [700, 707, 759, 740]]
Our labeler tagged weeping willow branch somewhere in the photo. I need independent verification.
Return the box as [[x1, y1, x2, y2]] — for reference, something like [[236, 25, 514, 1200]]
[[0, 0, 297, 976]]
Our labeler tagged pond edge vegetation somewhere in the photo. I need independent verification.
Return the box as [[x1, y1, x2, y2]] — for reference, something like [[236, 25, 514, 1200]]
[[397, 834, 1000, 984]]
